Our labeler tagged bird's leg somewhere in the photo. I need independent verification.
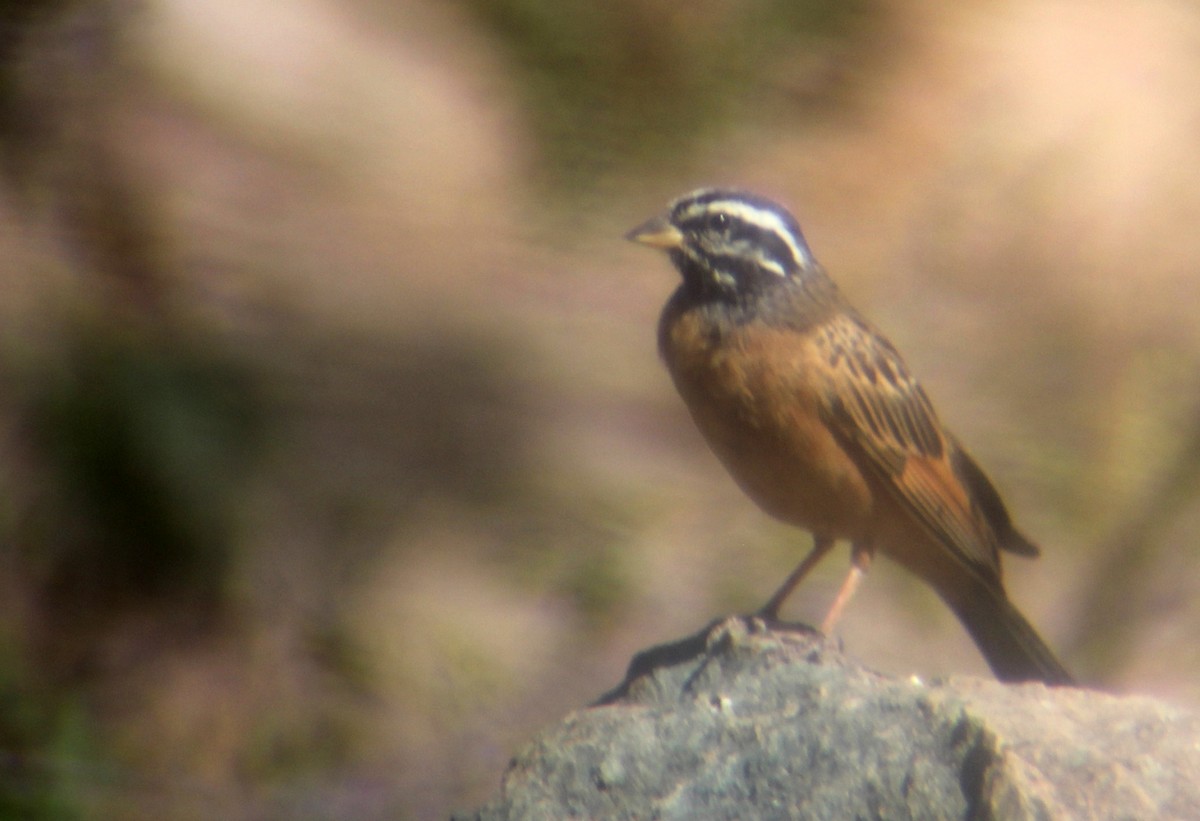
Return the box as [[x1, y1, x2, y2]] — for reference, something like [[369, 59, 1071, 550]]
[[757, 535, 835, 620], [820, 542, 874, 634]]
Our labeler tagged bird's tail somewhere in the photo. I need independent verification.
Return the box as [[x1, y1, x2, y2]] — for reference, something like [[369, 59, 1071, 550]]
[[948, 587, 1074, 686]]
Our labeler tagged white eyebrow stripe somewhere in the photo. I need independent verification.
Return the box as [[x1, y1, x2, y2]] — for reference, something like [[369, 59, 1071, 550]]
[[750, 251, 787, 277], [709, 201, 810, 268], [677, 197, 812, 271]]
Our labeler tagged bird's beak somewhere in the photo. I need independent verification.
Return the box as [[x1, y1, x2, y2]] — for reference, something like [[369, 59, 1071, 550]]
[[625, 215, 684, 250]]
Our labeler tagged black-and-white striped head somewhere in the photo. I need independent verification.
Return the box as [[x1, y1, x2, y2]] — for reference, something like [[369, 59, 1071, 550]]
[[627, 188, 816, 299]]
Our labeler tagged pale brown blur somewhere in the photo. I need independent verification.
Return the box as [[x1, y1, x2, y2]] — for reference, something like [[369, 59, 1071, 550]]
[[2, 0, 1200, 817]]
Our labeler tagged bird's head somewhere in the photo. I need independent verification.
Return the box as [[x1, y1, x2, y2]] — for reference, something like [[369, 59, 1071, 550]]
[[626, 188, 816, 301]]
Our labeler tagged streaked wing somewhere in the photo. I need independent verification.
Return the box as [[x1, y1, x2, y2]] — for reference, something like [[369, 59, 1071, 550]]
[[811, 312, 1001, 577]]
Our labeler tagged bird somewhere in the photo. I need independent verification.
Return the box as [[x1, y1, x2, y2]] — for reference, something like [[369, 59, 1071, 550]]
[[626, 188, 1073, 686]]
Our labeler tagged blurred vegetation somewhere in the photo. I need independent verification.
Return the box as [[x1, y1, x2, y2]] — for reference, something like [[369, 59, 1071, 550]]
[[22, 319, 263, 659], [0, 637, 93, 821], [1067, 396, 1200, 678], [0, 0, 69, 172], [457, 0, 878, 191], [0, 1, 265, 814]]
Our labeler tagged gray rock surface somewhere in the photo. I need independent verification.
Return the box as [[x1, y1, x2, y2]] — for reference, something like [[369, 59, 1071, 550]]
[[457, 616, 1200, 820]]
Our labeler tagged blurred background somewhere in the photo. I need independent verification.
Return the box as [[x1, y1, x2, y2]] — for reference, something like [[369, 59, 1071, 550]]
[[3, 0, 1200, 817]]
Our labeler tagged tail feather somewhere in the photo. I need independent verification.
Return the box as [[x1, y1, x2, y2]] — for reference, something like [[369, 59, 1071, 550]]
[[949, 588, 1074, 686]]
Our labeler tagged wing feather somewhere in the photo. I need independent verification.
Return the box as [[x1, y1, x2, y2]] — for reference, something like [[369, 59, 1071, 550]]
[[813, 313, 1001, 576]]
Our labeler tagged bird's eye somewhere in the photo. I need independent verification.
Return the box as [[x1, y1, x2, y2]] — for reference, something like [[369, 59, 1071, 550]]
[[706, 212, 729, 232]]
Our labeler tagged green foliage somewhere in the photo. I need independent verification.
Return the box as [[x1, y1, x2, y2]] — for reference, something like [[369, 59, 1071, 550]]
[[24, 319, 265, 617], [0, 638, 95, 820]]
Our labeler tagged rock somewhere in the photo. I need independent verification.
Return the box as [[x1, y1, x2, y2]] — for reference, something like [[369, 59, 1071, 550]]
[[456, 616, 1200, 820]]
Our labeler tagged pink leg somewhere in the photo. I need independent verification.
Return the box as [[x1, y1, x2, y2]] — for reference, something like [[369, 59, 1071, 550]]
[[757, 535, 835, 619], [820, 543, 874, 634]]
